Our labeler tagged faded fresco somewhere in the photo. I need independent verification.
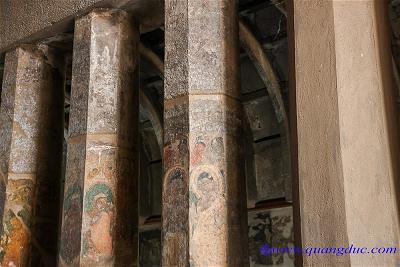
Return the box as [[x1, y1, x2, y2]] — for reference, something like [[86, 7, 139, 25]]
[[138, 206, 294, 267], [248, 207, 294, 267]]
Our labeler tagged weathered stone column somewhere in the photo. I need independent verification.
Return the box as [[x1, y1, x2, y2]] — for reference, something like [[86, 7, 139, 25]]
[[0, 45, 64, 266], [162, 0, 249, 266], [58, 9, 139, 266], [288, 0, 400, 266]]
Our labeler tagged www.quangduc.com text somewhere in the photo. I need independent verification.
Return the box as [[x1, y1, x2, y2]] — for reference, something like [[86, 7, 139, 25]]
[[260, 244, 399, 256]]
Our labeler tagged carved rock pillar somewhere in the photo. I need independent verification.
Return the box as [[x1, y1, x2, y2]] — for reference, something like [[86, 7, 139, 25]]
[[288, 0, 400, 265], [0, 45, 64, 266], [58, 9, 139, 267], [162, 0, 249, 266]]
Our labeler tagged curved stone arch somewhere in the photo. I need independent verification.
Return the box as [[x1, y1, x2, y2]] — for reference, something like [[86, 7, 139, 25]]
[[239, 20, 292, 200], [243, 111, 258, 207], [139, 43, 164, 79], [139, 43, 164, 154], [139, 89, 163, 155]]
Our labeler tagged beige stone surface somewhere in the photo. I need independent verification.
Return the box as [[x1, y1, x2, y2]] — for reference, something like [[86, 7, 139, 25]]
[[289, 0, 400, 266]]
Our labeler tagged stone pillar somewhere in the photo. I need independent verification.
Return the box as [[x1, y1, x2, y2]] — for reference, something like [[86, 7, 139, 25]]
[[162, 0, 249, 266], [0, 45, 64, 266], [58, 9, 139, 266], [288, 0, 400, 266]]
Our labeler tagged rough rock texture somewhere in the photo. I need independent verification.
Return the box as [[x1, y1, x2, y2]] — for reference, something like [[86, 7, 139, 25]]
[[162, 0, 249, 266], [0, 45, 64, 266], [254, 139, 286, 200], [0, 0, 163, 53], [58, 9, 139, 267], [288, 0, 400, 266]]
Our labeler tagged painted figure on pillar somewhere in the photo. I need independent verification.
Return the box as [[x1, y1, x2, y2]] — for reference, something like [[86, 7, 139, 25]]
[[162, 138, 189, 264], [0, 210, 30, 266], [191, 139, 206, 165], [60, 183, 83, 264], [0, 178, 35, 266], [86, 147, 116, 181], [82, 183, 114, 260], [163, 166, 188, 232], [189, 136, 228, 265]]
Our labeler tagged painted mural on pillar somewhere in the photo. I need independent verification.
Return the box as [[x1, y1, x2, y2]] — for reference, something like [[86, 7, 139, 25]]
[[0, 178, 35, 266], [0, 210, 30, 266], [189, 164, 226, 265], [60, 183, 83, 264], [162, 132, 190, 265], [163, 165, 188, 234], [82, 183, 114, 259], [189, 165, 224, 213], [190, 140, 206, 165], [138, 207, 294, 267]]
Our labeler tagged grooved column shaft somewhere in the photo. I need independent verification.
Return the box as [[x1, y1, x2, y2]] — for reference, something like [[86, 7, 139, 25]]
[[162, 1, 249, 266], [0, 45, 64, 266], [58, 9, 139, 267]]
